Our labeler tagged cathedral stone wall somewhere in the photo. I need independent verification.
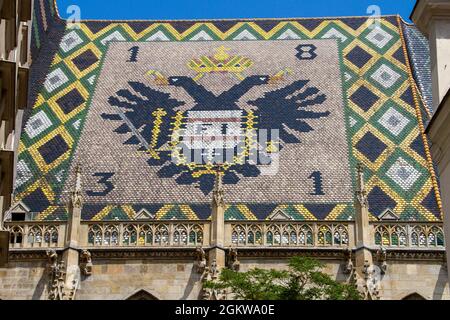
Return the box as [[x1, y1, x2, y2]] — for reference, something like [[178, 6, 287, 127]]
[[1, 258, 448, 300], [76, 259, 203, 300], [378, 261, 449, 300], [0, 261, 47, 300], [0, 259, 203, 300]]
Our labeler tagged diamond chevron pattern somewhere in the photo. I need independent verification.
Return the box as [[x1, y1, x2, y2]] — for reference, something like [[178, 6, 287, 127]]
[[386, 157, 422, 191], [377, 106, 410, 137], [321, 27, 348, 42], [346, 45, 373, 68], [100, 30, 127, 45], [370, 64, 402, 89], [17, 16, 441, 222], [44, 68, 69, 93], [25, 110, 53, 139], [355, 132, 387, 163], [350, 86, 380, 112], [60, 30, 84, 53], [366, 26, 394, 49]]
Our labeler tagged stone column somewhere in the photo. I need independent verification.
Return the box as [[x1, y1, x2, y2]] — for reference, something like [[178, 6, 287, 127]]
[[354, 164, 373, 274], [209, 171, 226, 269], [62, 165, 83, 294]]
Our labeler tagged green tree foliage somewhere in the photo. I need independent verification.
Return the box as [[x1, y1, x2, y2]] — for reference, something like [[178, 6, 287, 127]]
[[205, 256, 362, 300]]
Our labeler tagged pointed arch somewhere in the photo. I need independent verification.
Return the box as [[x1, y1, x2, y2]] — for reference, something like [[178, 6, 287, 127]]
[[126, 289, 159, 300], [402, 292, 426, 300]]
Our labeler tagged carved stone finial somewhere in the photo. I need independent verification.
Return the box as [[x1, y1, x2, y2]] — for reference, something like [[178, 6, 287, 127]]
[[71, 164, 83, 208], [343, 248, 353, 274], [194, 246, 207, 274], [376, 247, 387, 274], [355, 163, 368, 207], [210, 259, 218, 279], [46, 249, 58, 274], [359, 260, 381, 300], [227, 247, 240, 271], [212, 170, 224, 207], [79, 250, 92, 276], [201, 257, 227, 300]]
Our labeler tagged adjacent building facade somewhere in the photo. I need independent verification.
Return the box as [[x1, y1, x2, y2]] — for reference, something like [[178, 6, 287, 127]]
[[0, 0, 32, 226], [412, 0, 450, 284], [0, 0, 449, 300]]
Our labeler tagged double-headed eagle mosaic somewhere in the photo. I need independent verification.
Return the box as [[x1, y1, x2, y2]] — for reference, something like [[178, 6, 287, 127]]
[[104, 46, 330, 194]]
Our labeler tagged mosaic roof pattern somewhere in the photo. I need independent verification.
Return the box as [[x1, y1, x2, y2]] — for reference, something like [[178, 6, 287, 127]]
[[15, 9, 442, 222], [30, 0, 62, 61], [402, 23, 433, 114]]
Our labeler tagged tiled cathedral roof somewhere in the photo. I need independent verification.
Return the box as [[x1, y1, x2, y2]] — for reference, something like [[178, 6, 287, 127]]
[[402, 23, 434, 115], [15, 0, 441, 222]]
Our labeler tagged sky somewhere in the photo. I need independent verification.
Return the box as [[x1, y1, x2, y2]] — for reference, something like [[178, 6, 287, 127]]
[[56, 0, 417, 22]]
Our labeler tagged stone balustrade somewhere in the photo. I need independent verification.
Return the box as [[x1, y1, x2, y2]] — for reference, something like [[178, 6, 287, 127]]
[[226, 222, 355, 247], [372, 222, 445, 248], [85, 222, 208, 247], [4, 221, 66, 249], [4, 220, 445, 250]]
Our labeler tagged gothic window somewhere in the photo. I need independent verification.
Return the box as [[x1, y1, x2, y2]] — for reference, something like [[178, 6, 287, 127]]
[[411, 231, 418, 246], [282, 231, 289, 245], [239, 230, 246, 244], [248, 231, 255, 244], [44, 226, 58, 245], [188, 230, 199, 244], [374, 225, 407, 247], [255, 231, 262, 245], [375, 226, 389, 246], [138, 231, 146, 245], [333, 225, 348, 245], [9, 226, 23, 245], [436, 230, 444, 247], [250, 225, 262, 245], [28, 226, 42, 246], [375, 231, 382, 246], [232, 231, 238, 244], [274, 231, 281, 245], [382, 231, 389, 246], [155, 225, 169, 245], [107, 226, 119, 245], [173, 225, 188, 245], [104, 230, 111, 245], [266, 231, 273, 245], [88, 225, 102, 246], [396, 227, 407, 246], [399, 232, 407, 246], [318, 226, 332, 245], [231, 225, 243, 245], [411, 226, 427, 247], [299, 225, 313, 245], [418, 231, 426, 246], [429, 227, 444, 247], [290, 231, 297, 245], [391, 232, 399, 246], [180, 230, 188, 244], [131, 230, 137, 244], [174, 231, 180, 244], [123, 225, 137, 245]]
